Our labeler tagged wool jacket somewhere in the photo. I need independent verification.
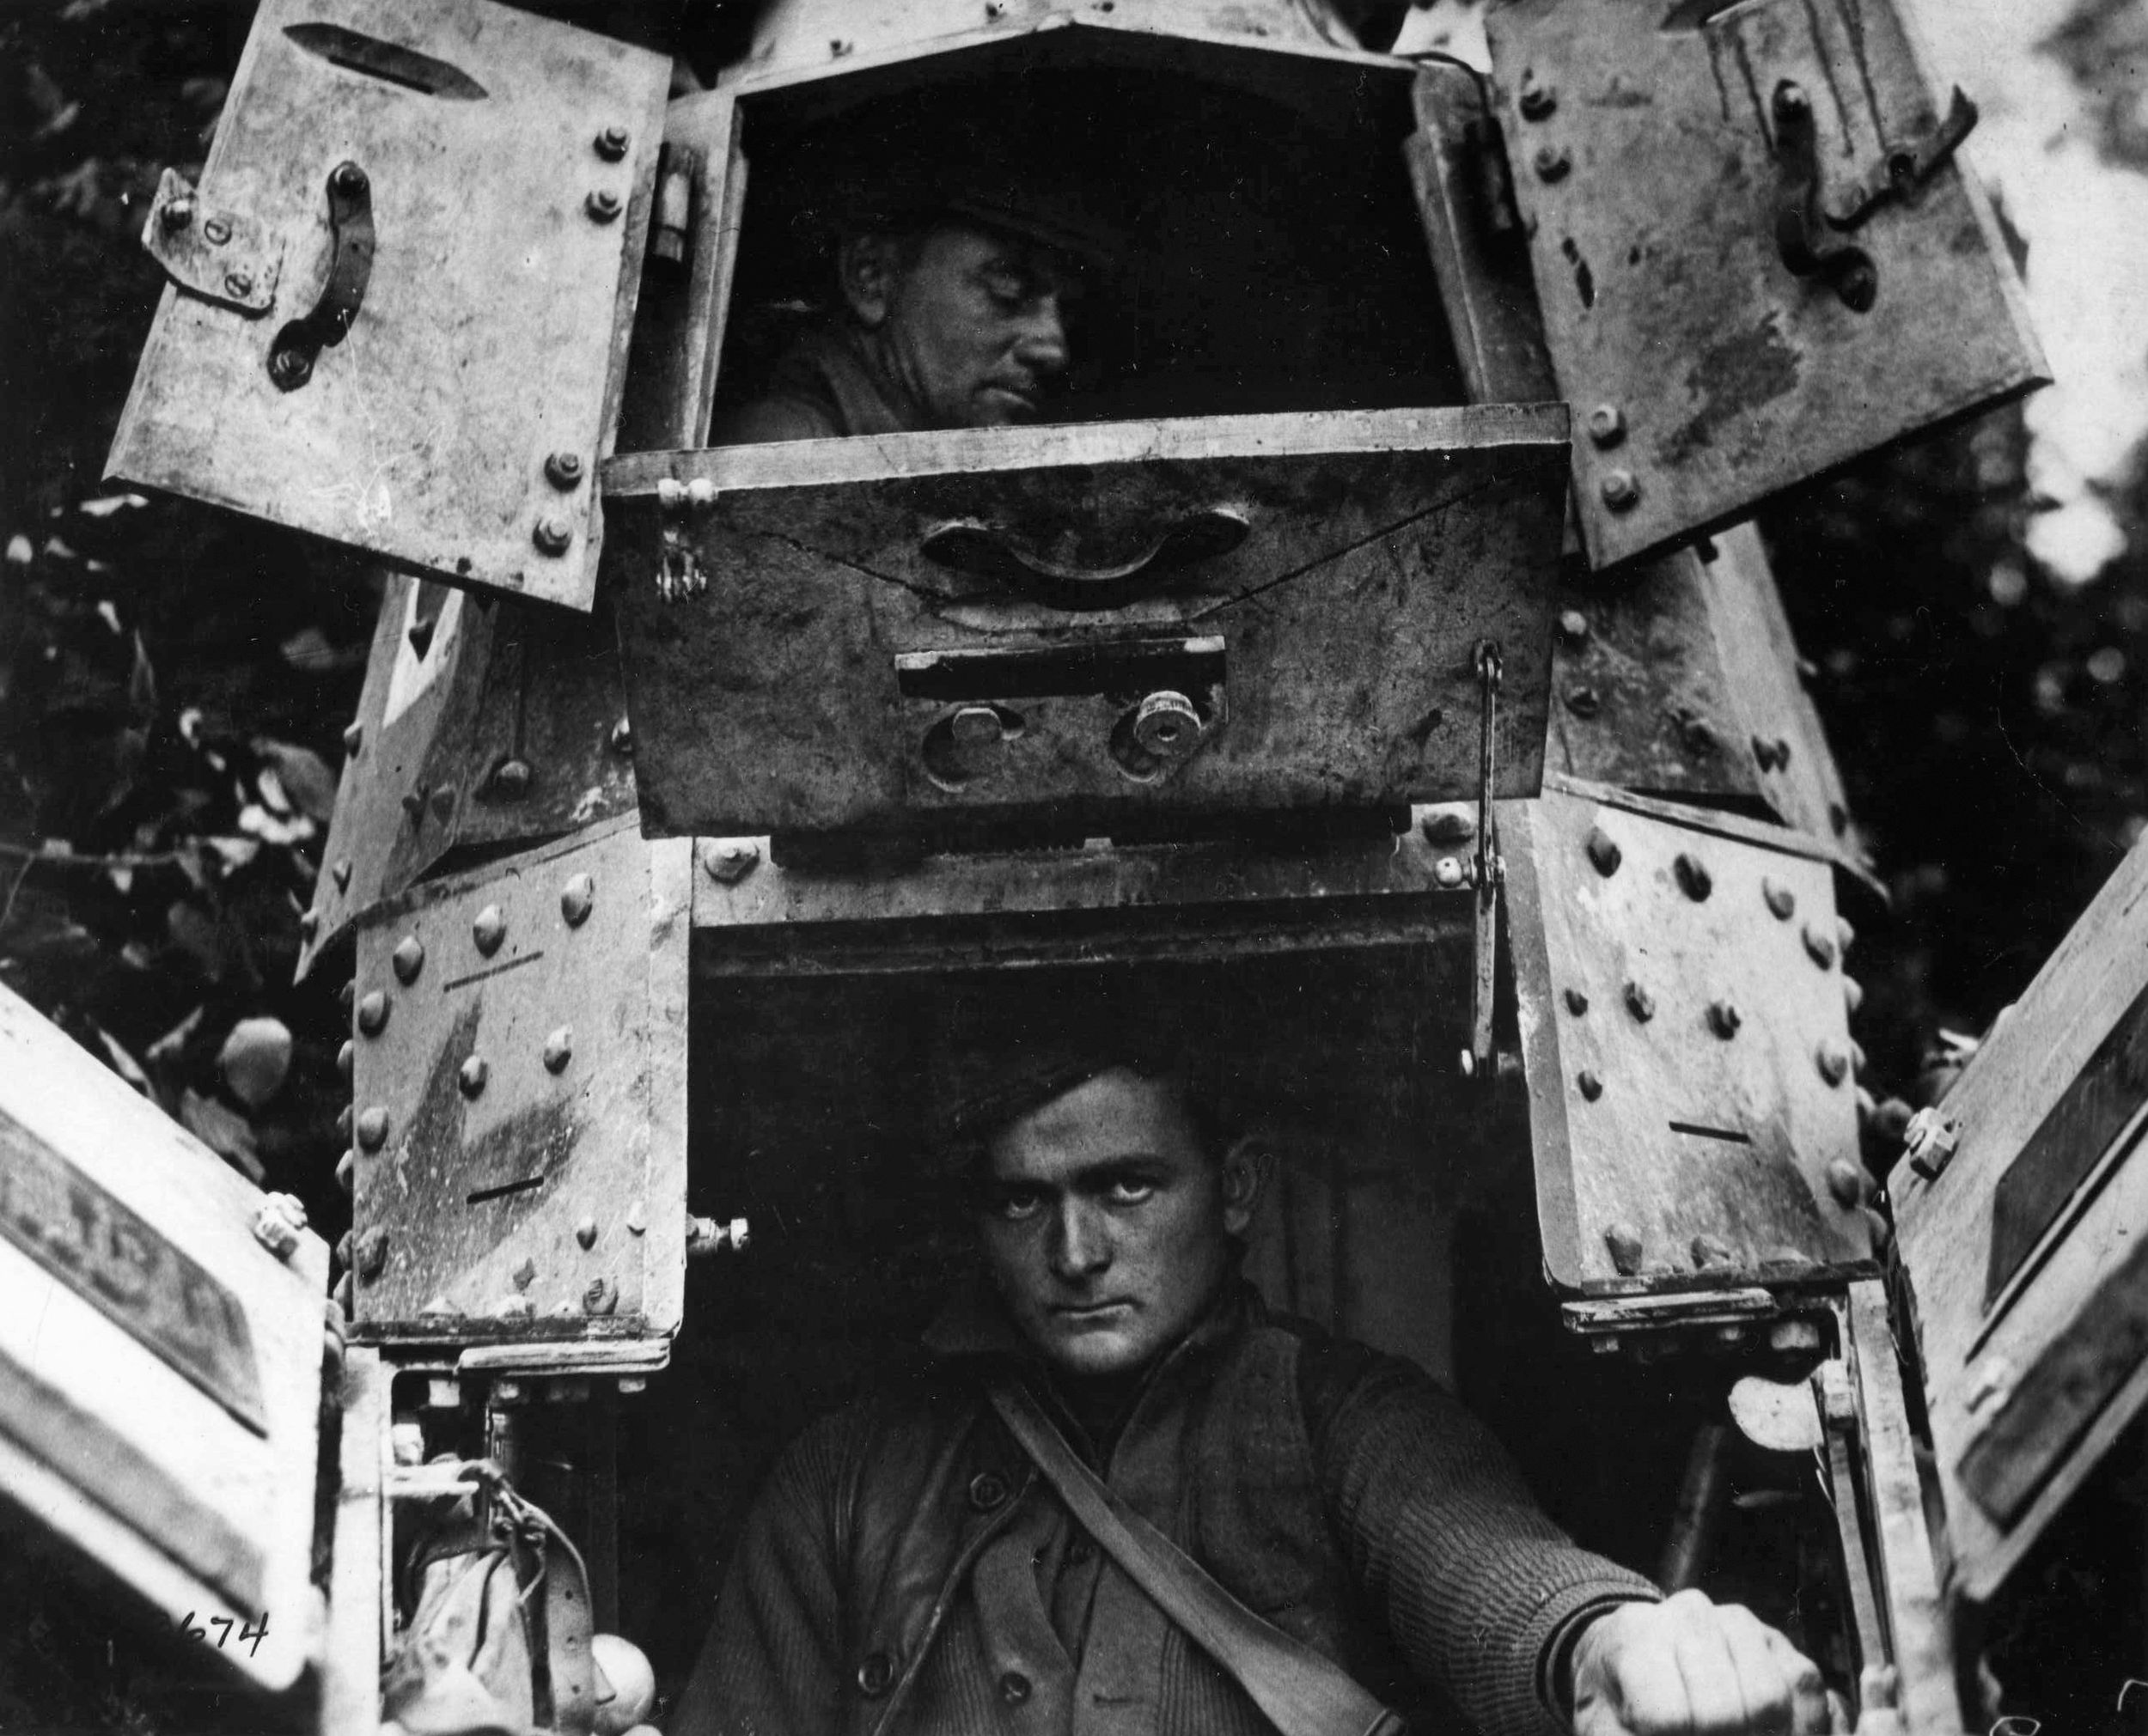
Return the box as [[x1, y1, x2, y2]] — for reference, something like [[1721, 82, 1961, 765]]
[[670, 1282, 1658, 1736]]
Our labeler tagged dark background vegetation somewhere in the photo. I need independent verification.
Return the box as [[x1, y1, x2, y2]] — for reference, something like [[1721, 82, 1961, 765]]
[[3, 1, 2147, 1731]]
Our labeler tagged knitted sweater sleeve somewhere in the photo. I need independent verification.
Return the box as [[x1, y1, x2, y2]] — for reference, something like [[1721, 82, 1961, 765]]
[[667, 1406, 869, 1736], [1304, 1345, 1661, 1736]]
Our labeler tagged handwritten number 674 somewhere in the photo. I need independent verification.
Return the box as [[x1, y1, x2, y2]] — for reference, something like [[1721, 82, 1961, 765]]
[[174, 1611, 271, 1656]]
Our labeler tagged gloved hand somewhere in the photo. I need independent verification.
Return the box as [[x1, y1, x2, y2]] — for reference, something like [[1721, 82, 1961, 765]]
[[1569, 1588, 1834, 1736]]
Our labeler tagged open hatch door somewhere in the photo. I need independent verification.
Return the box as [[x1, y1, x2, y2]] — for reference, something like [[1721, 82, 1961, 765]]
[[0, 984, 330, 1692], [105, 0, 669, 612], [1483, 0, 2046, 571], [1892, 834, 2148, 1603]]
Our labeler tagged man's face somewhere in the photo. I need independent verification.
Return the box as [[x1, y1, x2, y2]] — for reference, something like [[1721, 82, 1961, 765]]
[[975, 1069, 1244, 1381], [871, 222, 1077, 428]]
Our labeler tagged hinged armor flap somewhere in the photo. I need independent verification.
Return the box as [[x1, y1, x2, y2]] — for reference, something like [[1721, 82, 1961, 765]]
[[0, 985, 328, 1691], [106, 0, 669, 612], [1507, 783, 1874, 1293], [1484, 0, 2045, 570], [1892, 834, 2148, 1602], [348, 821, 689, 1344]]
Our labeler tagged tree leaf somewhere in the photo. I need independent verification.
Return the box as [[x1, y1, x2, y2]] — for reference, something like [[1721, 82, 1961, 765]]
[[218, 1014, 292, 1107]]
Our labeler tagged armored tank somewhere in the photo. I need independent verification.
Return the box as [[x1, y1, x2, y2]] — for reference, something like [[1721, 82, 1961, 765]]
[[7, 1, 2135, 1731]]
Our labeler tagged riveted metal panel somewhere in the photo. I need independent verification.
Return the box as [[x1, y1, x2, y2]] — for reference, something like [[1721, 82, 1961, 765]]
[[1507, 786, 1873, 1294], [0, 985, 328, 1692], [348, 819, 688, 1344], [607, 406, 1567, 841], [1892, 834, 2148, 1602], [1485, 0, 2045, 571], [300, 576, 639, 980], [106, 0, 669, 612]]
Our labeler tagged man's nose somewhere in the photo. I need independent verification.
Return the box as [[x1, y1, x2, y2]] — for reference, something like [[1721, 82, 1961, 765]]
[[1012, 296, 1070, 376], [1048, 1199, 1110, 1281]]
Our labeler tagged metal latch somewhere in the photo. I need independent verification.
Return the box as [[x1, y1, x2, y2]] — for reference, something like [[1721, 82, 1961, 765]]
[[139, 168, 283, 316], [269, 161, 375, 392], [1463, 640, 1504, 1082], [1824, 87, 1979, 231], [1770, 82, 1877, 312]]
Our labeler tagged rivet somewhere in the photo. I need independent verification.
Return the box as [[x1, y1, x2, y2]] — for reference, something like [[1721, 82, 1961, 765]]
[[1584, 405, 1625, 448], [594, 124, 630, 161], [583, 1276, 619, 1316], [585, 187, 622, 222], [1433, 856, 1466, 890], [950, 704, 1004, 747], [356, 1227, 387, 1279], [299, 908, 321, 939], [1600, 470, 1640, 511], [1674, 852, 1713, 901], [1828, 801, 1851, 838], [333, 161, 367, 198], [1565, 685, 1602, 719], [356, 1106, 389, 1150], [343, 720, 363, 754], [1771, 736, 1794, 768], [332, 857, 353, 892], [1585, 825, 1621, 876], [459, 1056, 488, 1099], [1534, 143, 1571, 181], [223, 268, 254, 299], [702, 838, 761, 884], [1843, 974, 1864, 1014], [829, 36, 853, 55], [339, 978, 356, 1017], [534, 515, 574, 555], [1706, 1000, 1742, 1039], [609, 716, 632, 756], [1564, 988, 1589, 1015], [1827, 1160, 1865, 1209], [1681, 717, 1717, 756], [1557, 608, 1590, 644], [401, 785, 427, 821], [160, 197, 194, 231], [1762, 877, 1796, 920], [625, 1203, 647, 1235], [335, 1230, 352, 1268], [543, 1026, 573, 1073], [1577, 1069, 1603, 1101], [1803, 923, 1837, 970], [576, 1217, 598, 1249], [357, 990, 389, 1036], [336, 1105, 352, 1142], [335, 1148, 354, 1195], [560, 873, 595, 926], [392, 935, 425, 984], [1691, 1234, 1735, 1269], [1605, 1224, 1644, 1276], [1836, 916, 1856, 953], [337, 1039, 354, 1082], [1625, 981, 1655, 1022], [1419, 808, 1475, 844], [1849, 1039, 1867, 1078], [513, 1258, 536, 1290], [473, 905, 506, 956], [488, 757, 533, 799], [1518, 76, 1556, 120], [406, 616, 435, 660], [203, 216, 232, 245], [1815, 1042, 1850, 1087]]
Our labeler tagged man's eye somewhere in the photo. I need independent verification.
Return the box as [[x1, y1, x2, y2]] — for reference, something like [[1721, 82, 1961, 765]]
[[1104, 1179, 1156, 1207], [994, 1189, 1044, 1221], [981, 268, 1029, 306]]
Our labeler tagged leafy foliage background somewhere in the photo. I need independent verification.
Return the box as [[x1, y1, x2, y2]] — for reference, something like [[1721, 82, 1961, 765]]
[[2, 0, 2145, 1729]]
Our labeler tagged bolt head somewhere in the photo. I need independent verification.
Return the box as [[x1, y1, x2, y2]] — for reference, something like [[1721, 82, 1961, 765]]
[[1565, 685, 1602, 719], [1600, 469, 1641, 511], [1534, 143, 1571, 181], [702, 838, 761, 885], [1815, 1042, 1850, 1087], [488, 757, 533, 800], [1674, 852, 1713, 901], [473, 905, 506, 956], [355, 1227, 388, 1279], [337, 1039, 354, 1082], [1556, 609, 1590, 646], [576, 1217, 599, 1249], [586, 187, 623, 222], [1690, 1234, 1736, 1269], [1827, 1160, 1866, 1209], [1577, 1069, 1604, 1101], [1762, 877, 1796, 921], [299, 907, 321, 939], [160, 198, 195, 231], [341, 720, 363, 756], [1843, 974, 1864, 1014], [1584, 825, 1622, 877], [391, 934, 425, 984], [458, 1056, 488, 1099], [1604, 1224, 1644, 1276], [626, 1203, 648, 1235], [335, 1148, 354, 1195], [1803, 923, 1838, 971], [1518, 77, 1556, 120], [356, 1106, 389, 1151], [543, 1026, 574, 1074], [545, 450, 586, 490], [1132, 690, 1202, 757], [560, 873, 595, 927], [330, 858, 353, 894], [583, 1276, 619, 1315], [534, 515, 574, 555], [1564, 988, 1589, 1015], [1433, 856, 1466, 890], [401, 787, 427, 821], [357, 990, 389, 1036], [512, 1257, 536, 1290], [223, 268, 254, 299], [595, 124, 630, 161], [1584, 405, 1625, 448], [1624, 981, 1656, 1022], [1836, 916, 1857, 953], [609, 716, 632, 756], [1680, 717, 1717, 756], [950, 704, 1004, 747], [202, 216, 233, 245], [333, 161, 367, 196], [1707, 999, 1742, 1039]]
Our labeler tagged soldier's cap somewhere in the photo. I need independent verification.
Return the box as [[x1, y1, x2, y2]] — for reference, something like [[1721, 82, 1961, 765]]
[[926, 986, 1216, 1179]]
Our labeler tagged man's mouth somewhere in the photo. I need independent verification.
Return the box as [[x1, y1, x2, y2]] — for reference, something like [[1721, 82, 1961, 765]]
[[981, 382, 1039, 416], [1051, 1300, 1133, 1322]]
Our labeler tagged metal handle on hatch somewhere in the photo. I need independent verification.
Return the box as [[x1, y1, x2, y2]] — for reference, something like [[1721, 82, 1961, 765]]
[[268, 161, 375, 391], [918, 508, 1249, 612]]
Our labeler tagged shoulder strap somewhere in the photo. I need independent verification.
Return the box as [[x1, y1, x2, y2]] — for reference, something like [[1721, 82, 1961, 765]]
[[987, 1379, 1405, 1736]]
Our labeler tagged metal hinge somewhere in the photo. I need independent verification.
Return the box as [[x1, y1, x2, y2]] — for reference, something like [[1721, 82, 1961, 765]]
[[1462, 640, 1504, 1083]]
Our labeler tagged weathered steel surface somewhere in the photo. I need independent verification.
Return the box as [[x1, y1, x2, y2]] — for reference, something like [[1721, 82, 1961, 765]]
[[609, 407, 1568, 840], [106, 0, 668, 612], [1506, 786, 1873, 1293], [1892, 831, 2148, 1601], [300, 575, 638, 980], [0, 984, 327, 1691], [348, 820, 689, 1343], [1485, 0, 2046, 570]]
